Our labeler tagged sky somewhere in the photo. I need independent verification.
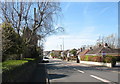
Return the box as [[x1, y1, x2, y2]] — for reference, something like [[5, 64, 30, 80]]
[[44, 2, 118, 51]]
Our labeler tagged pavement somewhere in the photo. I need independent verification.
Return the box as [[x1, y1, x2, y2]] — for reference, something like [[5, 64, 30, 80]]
[[46, 58, 120, 84]]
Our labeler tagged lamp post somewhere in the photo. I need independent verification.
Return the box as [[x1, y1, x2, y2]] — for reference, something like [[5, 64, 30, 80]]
[[63, 38, 64, 51], [59, 37, 64, 51], [60, 45, 62, 51]]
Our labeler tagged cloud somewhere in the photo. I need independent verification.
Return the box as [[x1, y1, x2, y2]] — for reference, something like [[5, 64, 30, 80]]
[[44, 26, 98, 51], [98, 7, 110, 15]]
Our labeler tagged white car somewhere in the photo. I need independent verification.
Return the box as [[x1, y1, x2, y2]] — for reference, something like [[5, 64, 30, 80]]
[[42, 56, 49, 63]]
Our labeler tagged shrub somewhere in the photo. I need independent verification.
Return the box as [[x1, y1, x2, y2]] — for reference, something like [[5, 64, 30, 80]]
[[84, 56, 89, 61], [50, 53, 55, 57], [81, 55, 118, 64], [70, 49, 77, 56], [88, 56, 93, 61], [104, 57, 112, 63], [97, 56, 103, 62], [115, 56, 120, 62], [92, 56, 97, 62], [86, 56, 103, 62], [81, 56, 85, 61]]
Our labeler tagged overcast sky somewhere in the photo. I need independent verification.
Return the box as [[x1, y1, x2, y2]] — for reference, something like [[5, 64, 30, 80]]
[[44, 2, 118, 51]]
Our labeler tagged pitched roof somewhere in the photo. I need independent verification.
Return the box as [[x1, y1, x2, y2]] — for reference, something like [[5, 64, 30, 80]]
[[79, 49, 89, 56], [87, 46, 118, 54], [87, 46, 103, 54]]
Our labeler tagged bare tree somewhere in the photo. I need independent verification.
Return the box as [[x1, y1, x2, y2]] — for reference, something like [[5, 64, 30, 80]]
[[0, 1, 63, 45], [96, 34, 117, 48]]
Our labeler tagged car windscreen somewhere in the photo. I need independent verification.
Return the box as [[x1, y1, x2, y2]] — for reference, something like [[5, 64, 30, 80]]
[[44, 57, 49, 59]]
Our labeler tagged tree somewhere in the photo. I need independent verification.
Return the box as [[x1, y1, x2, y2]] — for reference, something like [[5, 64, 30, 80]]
[[0, 1, 63, 58], [96, 34, 117, 48], [2, 22, 23, 61], [0, 2, 63, 44], [70, 49, 77, 56]]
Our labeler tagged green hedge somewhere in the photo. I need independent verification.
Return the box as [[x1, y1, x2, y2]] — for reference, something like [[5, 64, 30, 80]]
[[104, 56, 117, 63], [81, 55, 118, 63], [2, 58, 38, 82]]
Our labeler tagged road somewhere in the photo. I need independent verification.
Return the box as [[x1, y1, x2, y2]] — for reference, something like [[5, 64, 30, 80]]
[[46, 58, 120, 84]]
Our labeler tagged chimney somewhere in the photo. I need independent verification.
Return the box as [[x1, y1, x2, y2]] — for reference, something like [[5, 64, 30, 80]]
[[90, 47, 93, 50], [83, 47, 85, 50], [99, 44, 101, 47], [104, 43, 108, 48]]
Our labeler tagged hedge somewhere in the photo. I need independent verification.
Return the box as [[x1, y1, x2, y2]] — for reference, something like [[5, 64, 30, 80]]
[[81, 55, 118, 63], [2, 57, 39, 82]]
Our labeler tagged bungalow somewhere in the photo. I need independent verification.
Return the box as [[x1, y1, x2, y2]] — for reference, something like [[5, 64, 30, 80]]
[[86, 43, 120, 56]]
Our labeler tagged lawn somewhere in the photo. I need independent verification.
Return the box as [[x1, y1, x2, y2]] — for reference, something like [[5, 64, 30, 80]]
[[2, 58, 35, 72]]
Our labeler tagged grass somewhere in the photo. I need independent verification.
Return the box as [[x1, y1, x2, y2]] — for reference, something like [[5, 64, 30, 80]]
[[2, 58, 35, 72], [2, 60, 28, 71], [23, 58, 35, 61]]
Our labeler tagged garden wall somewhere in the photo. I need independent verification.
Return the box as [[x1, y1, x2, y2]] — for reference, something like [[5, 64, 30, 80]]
[[2, 57, 41, 82]]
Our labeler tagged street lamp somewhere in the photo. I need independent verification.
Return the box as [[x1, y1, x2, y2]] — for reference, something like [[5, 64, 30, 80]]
[[60, 45, 62, 51], [59, 37, 64, 51]]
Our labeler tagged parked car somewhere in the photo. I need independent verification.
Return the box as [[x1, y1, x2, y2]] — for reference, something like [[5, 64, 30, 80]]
[[42, 56, 49, 63]]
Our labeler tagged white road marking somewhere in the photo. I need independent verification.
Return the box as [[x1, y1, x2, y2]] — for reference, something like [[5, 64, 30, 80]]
[[77, 70, 85, 73], [73, 68, 85, 73], [111, 71, 120, 73], [90, 75, 111, 83]]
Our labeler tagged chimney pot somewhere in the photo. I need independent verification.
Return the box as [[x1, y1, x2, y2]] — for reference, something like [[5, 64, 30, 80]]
[[90, 47, 93, 50], [99, 44, 101, 47]]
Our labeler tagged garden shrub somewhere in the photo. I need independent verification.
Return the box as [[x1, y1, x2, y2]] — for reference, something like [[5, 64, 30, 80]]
[[88, 56, 93, 61], [104, 57, 112, 63], [80, 56, 85, 61], [92, 56, 98, 62], [81, 55, 118, 65], [82, 55, 103, 62], [85, 56, 89, 61]]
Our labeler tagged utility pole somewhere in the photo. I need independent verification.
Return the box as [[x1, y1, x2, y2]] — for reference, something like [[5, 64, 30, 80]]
[[59, 37, 64, 51], [60, 45, 62, 51], [63, 38, 64, 51]]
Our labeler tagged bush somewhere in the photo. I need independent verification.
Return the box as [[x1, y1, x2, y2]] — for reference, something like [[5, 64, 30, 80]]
[[88, 56, 93, 61], [85, 56, 89, 61], [81, 55, 103, 62], [81, 56, 85, 61], [70, 49, 77, 56], [95, 56, 103, 62], [104, 57, 112, 63], [92, 57, 98, 62], [104, 56, 116, 62], [81, 55, 117, 66], [51, 53, 55, 57]]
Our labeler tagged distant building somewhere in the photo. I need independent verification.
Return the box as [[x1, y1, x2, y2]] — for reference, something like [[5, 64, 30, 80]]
[[86, 43, 120, 56], [43, 51, 51, 56], [52, 50, 62, 57]]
